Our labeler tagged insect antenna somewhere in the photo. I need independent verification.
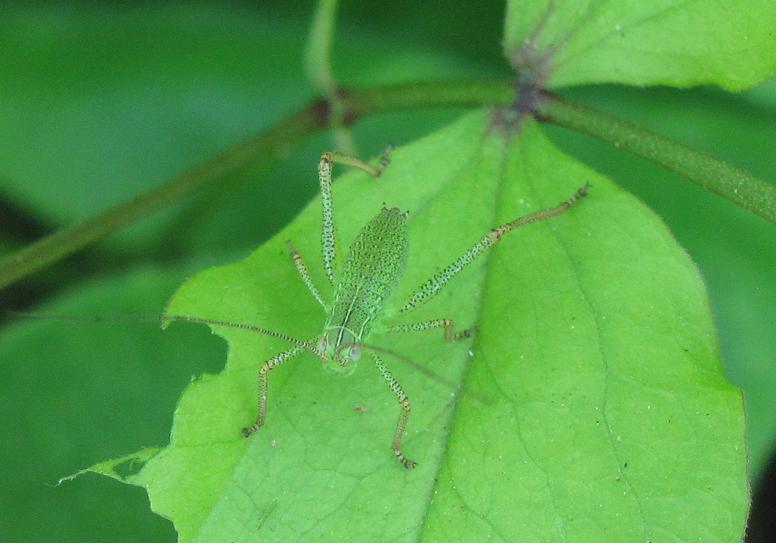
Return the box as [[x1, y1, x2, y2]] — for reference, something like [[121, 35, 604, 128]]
[[162, 313, 324, 359], [5, 310, 324, 360], [351, 341, 491, 405], [5, 309, 161, 325]]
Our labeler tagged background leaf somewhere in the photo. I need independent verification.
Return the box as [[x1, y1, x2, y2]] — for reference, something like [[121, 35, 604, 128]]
[[0, 263, 227, 541], [98, 112, 748, 541], [503, 0, 776, 89], [0, 3, 771, 541], [0, 3, 499, 255]]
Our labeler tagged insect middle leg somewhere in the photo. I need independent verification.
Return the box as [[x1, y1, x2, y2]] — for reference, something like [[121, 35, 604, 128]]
[[242, 345, 306, 438], [386, 319, 476, 342], [371, 352, 417, 468], [318, 146, 393, 283]]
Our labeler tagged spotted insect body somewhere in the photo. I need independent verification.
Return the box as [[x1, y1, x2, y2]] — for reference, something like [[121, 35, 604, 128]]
[[322, 206, 409, 364]]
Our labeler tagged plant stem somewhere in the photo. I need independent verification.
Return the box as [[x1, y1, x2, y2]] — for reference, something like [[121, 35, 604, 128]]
[[0, 80, 514, 291], [304, 0, 339, 97], [345, 80, 515, 117], [0, 105, 326, 291], [538, 93, 776, 222], [304, 0, 358, 154], [1, 79, 772, 291]]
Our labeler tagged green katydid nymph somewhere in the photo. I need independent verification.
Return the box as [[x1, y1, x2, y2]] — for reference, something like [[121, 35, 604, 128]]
[[164, 147, 589, 468]]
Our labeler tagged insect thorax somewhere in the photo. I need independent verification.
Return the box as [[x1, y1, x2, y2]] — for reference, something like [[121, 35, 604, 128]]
[[323, 206, 408, 362]]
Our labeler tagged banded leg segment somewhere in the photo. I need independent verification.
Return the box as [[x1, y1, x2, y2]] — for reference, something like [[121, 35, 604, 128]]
[[371, 352, 416, 468], [387, 319, 476, 341], [329, 146, 392, 177], [318, 146, 393, 284], [242, 345, 306, 437], [287, 241, 326, 309], [400, 184, 589, 313]]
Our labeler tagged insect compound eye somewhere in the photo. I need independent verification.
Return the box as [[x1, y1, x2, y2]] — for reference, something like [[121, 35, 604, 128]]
[[348, 345, 361, 362], [316, 336, 328, 355]]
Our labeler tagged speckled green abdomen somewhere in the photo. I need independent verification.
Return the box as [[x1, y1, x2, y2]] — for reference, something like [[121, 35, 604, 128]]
[[325, 206, 408, 347]]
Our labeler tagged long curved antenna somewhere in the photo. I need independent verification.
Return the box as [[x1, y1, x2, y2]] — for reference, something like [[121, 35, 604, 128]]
[[5, 309, 161, 324], [162, 313, 324, 360], [350, 341, 491, 405]]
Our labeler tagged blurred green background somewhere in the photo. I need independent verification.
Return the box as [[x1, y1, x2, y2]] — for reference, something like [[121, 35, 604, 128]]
[[0, 2, 773, 541]]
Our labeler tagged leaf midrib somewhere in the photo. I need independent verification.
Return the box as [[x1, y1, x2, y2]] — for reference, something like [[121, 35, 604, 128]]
[[413, 116, 512, 540]]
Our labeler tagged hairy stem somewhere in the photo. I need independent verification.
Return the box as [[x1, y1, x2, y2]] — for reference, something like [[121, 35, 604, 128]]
[[538, 93, 776, 222]]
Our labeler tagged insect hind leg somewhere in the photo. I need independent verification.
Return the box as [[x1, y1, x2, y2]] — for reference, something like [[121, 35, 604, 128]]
[[386, 318, 476, 342], [399, 184, 589, 313]]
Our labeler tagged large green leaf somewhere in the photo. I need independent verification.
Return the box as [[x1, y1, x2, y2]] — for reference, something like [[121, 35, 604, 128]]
[[503, 0, 776, 90], [85, 112, 748, 540], [546, 82, 776, 479]]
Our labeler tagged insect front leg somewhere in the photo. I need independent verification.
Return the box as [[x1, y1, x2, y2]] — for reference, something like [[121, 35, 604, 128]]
[[386, 319, 476, 341], [400, 184, 589, 313], [318, 146, 393, 283], [242, 345, 306, 438], [371, 352, 417, 469]]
